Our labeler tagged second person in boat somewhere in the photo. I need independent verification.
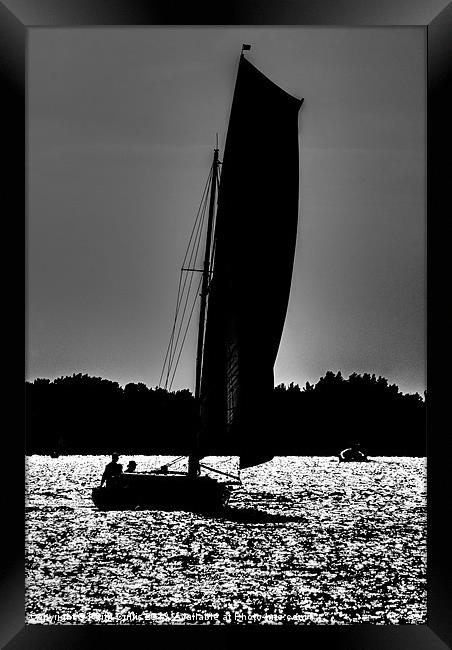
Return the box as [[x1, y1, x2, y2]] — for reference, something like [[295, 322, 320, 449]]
[[125, 460, 137, 473]]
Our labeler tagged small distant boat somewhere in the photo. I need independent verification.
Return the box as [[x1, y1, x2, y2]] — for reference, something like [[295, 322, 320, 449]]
[[338, 445, 369, 462], [92, 46, 303, 511], [50, 451, 59, 458]]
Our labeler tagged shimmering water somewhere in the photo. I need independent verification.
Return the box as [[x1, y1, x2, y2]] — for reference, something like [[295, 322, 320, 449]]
[[25, 455, 426, 625]]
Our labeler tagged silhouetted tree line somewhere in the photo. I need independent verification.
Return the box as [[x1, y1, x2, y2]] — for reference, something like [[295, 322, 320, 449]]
[[26, 374, 197, 456], [26, 371, 426, 456], [272, 371, 425, 456]]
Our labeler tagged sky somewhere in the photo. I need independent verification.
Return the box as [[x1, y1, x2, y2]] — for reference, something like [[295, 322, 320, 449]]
[[27, 27, 425, 395]]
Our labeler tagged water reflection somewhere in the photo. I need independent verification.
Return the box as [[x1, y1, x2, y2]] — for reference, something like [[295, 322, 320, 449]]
[[25, 455, 427, 625]]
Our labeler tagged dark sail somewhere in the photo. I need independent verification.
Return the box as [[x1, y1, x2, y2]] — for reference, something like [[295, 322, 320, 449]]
[[199, 55, 303, 469]]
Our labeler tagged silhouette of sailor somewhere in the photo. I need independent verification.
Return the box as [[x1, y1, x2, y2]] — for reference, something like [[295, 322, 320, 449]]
[[100, 452, 123, 487]]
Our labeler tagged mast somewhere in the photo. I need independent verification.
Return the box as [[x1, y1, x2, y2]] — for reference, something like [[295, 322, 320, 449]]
[[194, 146, 219, 400], [189, 146, 219, 476]]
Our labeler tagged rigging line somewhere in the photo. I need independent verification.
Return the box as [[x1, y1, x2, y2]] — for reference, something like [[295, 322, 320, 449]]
[[162, 455, 186, 468], [166, 261, 202, 391], [166, 191, 209, 387], [160, 264, 191, 389], [165, 274, 197, 390], [166, 168, 212, 377], [159, 165, 213, 387], [174, 185, 209, 320], [158, 268, 184, 387], [169, 168, 211, 354], [165, 260, 196, 388], [165, 268, 186, 388], [170, 271, 202, 385], [208, 222, 217, 283], [163, 271, 187, 387], [168, 273, 203, 392], [159, 164, 213, 388], [198, 463, 241, 482], [173, 168, 212, 322], [179, 166, 213, 272], [167, 168, 212, 374], [175, 163, 213, 301]]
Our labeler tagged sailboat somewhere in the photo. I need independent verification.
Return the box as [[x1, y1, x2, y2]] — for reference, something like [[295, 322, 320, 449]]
[[92, 47, 303, 511]]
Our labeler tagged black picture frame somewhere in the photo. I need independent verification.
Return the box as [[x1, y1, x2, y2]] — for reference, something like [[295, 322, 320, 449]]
[[3, 0, 450, 648]]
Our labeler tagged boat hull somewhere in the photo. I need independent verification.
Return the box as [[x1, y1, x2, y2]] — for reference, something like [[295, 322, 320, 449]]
[[92, 473, 231, 511]]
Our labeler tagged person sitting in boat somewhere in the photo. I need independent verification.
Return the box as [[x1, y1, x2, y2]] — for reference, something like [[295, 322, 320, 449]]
[[100, 452, 123, 487], [125, 460, 137, 473], [338, 442, 368, 462]]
